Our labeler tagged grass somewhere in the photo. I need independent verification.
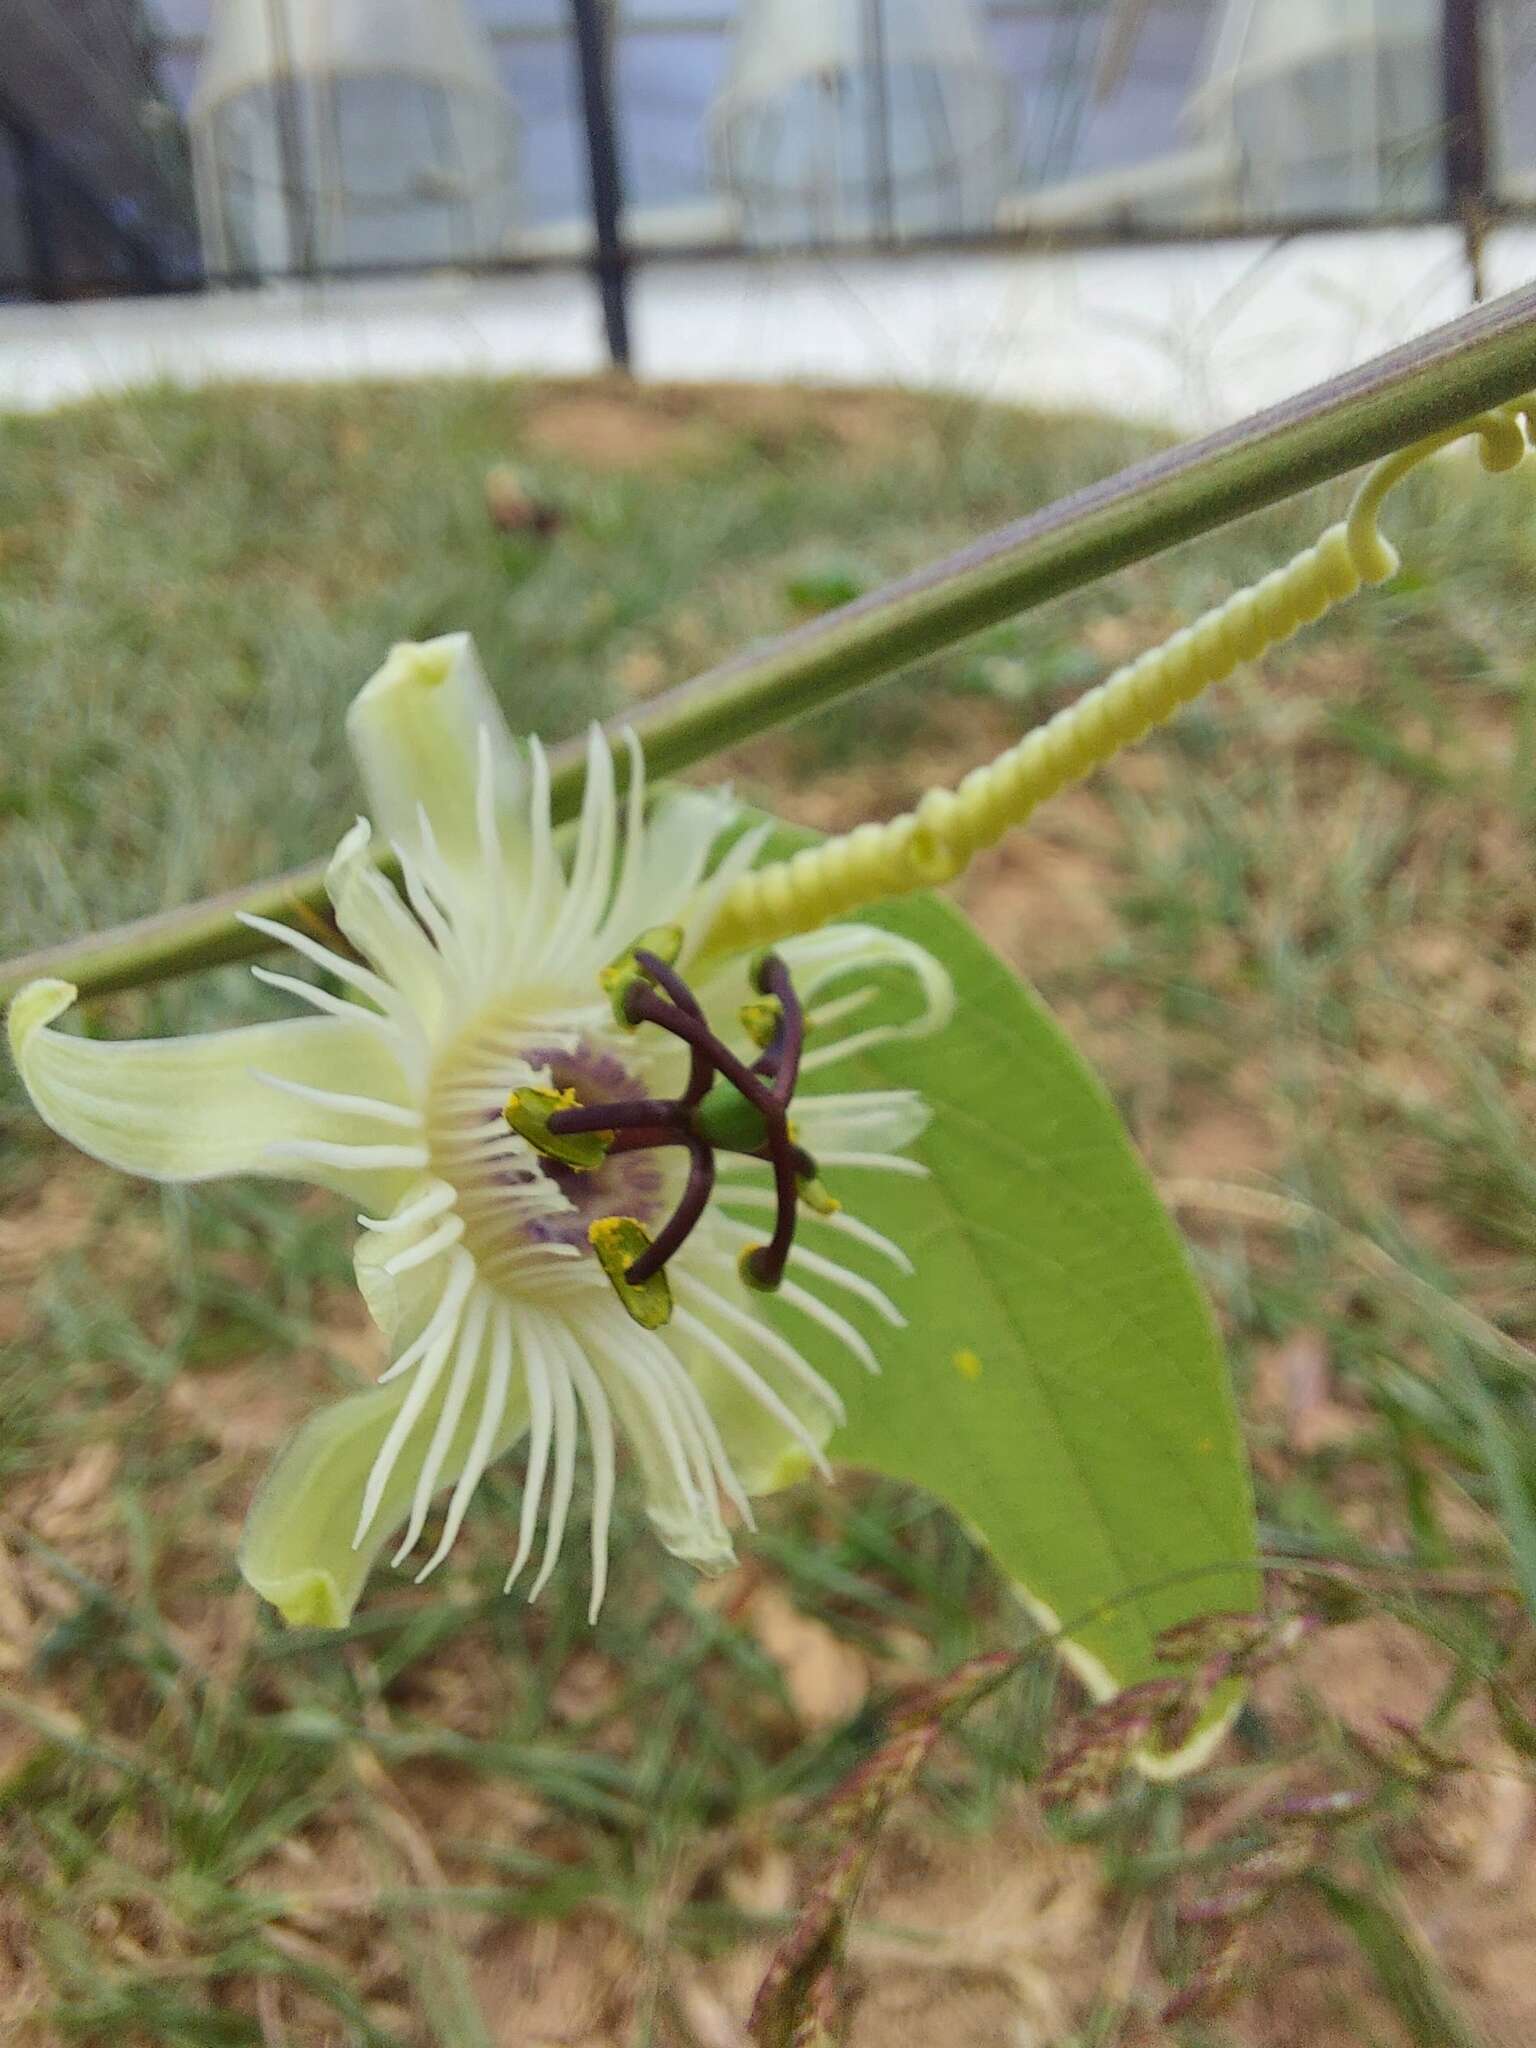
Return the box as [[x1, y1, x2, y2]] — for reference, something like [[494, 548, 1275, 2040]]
[[2, 374, 1536, 2046]]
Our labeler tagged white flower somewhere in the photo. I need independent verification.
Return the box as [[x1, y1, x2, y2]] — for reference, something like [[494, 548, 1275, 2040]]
[[9, 635, 951, 1627]]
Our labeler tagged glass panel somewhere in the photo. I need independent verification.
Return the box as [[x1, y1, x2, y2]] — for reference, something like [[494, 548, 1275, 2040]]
[[143, 0, 214, 31], [711, 0, 1015, 246], [618, 30, 730, 213], [1489, 0, 1536, 202], [210, 87, 291, 273], [980, 0, 1449, 232], [499, 33, 588, 225], [479, 0, 567, 26], [621, 1, 735, 21]]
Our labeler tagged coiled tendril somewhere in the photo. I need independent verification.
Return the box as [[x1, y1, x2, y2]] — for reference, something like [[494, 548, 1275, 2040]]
[[709, 400, 1533, 954]]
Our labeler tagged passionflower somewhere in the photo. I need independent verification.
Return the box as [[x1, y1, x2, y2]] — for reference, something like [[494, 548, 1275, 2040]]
[[9, 636, 950, 1627]]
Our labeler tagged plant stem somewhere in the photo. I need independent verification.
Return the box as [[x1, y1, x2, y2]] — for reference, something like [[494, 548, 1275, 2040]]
[[5, 281, 1536, 1008]]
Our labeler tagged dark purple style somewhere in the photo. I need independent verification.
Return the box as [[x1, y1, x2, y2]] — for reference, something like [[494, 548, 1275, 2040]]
[[539, 949, 815, 1291]]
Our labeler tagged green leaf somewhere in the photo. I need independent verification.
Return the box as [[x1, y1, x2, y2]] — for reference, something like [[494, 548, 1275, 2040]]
[[753, 838, 1257, 1712]]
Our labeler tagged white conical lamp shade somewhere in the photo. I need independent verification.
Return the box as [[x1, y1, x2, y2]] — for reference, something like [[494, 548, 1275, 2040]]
[[190, 0, 519, 277], [1192, 0, 1441, 214], [711, 0, 1015, 246]]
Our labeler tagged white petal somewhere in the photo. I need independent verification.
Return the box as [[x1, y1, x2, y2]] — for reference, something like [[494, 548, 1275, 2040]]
[[780, 922, 954, 1067], [672, 1307, 833, 1477], [804, 988, 875, 1032], [581, 1311, 736, 1572], [240, 1292, 528, 1628], [355, 1314, 458, 1544], [698, 1246, 880, 1374], [518, 736, 560, 967], [639, 785, 739, 921], [792, 1088, 932, 1155], [251, 1070, 422, 1129], [396, 845, 464, 979], [351, 1249, 479, 1553], [553, 1325, 618, 1622], [393, 1289, 491, 1565], [473, 724, 508, 971], [681, 820, 771, 971], [375, 1251, 476, 1384], [8, 978, 415, 1207], [591, 728, 649, 957], [326, 818, 449, 1032], [783, 1243, 906, 1327], [237, 910, 400, 1018], [671, 1274, 842, 1497], [536, 724, 617, 973], [812, 1150, 929, 1178], [354, 1177, 462, 1348], [584, 1314, 702, 1524], [357, 1181, 458, 1234], [713, 1217, 905, 1326], [346, 633, 527, 882], [506, 1315, 556, 1590], [249, 965, 400, 1037], [415, 1302, 514, 1581], [380, 1214, 466, 1277], [678, 1269, 847, 1422], [663, 1346, 756, 1529], [715, 1182, 912, 1273], [772, 1275, 881, 1372], [525, 1326, 579, 1600]]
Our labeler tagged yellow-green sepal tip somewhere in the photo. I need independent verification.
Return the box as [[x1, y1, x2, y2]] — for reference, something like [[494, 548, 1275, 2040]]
[[589, 1216, 673, 1328]]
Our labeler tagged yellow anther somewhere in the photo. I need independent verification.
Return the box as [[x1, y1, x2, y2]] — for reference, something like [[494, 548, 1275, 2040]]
[[589, 1216, 673, 1328], [797, 1176, 840, 1216], [504, 1086, 611, 1171], [599, 923, 684, 1030], [739, 995, 782, 1049]]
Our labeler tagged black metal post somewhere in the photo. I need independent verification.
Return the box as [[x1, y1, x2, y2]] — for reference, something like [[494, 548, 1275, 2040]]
[[1442, 0, 1490, 299], [569, 0, 631, 370]]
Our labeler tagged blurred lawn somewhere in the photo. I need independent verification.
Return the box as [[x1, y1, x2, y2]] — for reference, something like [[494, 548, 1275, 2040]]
[[2, 377, 1536, 2047]]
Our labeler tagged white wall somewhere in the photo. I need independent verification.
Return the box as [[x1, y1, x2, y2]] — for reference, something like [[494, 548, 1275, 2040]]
[[0, 227, 1530, 432]]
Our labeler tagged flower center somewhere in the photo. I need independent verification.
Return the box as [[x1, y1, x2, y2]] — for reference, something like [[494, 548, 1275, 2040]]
[[505, 936, 834, 1327], [519, 1044, 670, 1251], [424, 1021, 681, 1294]]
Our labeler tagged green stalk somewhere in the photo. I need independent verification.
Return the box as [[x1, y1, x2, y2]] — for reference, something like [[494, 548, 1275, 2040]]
[[5, 281, 1536, 1008]]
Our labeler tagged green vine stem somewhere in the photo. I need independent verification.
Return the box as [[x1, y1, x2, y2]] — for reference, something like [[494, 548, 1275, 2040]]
[[4, 281, 1536, 1008]]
